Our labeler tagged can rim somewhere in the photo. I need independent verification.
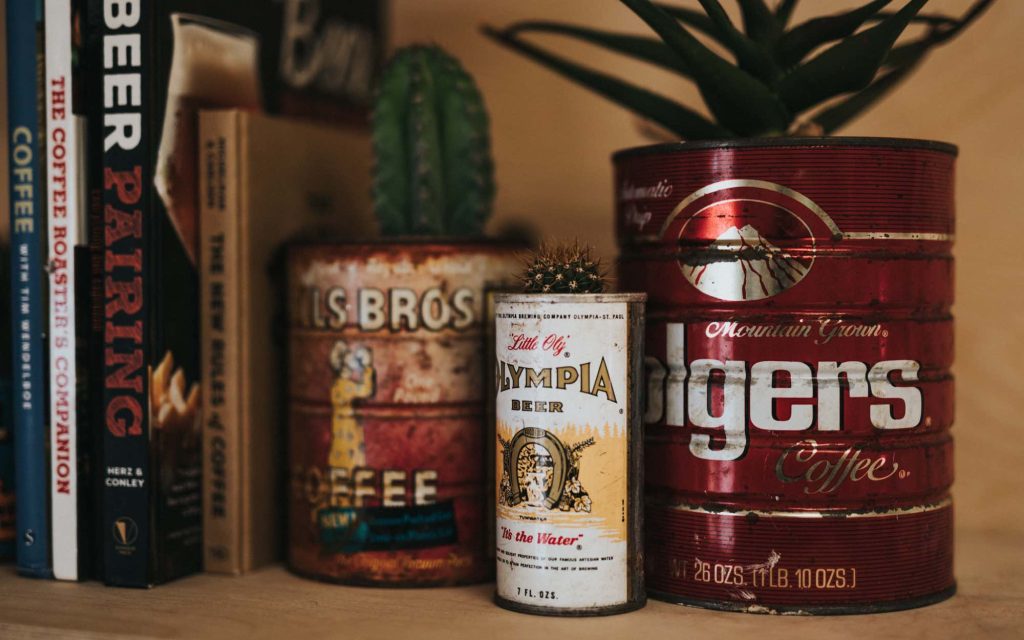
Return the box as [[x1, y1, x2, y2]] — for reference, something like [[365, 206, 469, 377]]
[[612, 136, 958, 161], [647, 584, 956, 616], [287, 236, 530, 250], [494, 292, 648, 304]]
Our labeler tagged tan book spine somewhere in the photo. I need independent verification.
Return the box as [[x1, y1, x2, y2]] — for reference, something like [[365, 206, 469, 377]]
[[237, 120, 255, 573], [200, 110, 243, 574]]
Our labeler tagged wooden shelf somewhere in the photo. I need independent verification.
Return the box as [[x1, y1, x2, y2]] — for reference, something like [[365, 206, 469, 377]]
[[0, 527, 1020, 639]]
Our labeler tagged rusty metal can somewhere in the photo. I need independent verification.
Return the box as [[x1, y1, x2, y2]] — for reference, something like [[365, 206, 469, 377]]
[[615, 138, 956, 614], [286, 241, 521, 586], [494, 293, 646, 615]]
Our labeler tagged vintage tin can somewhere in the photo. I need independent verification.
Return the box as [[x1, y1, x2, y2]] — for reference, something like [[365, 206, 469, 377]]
[[615, 138, 956, 614], [494, 293, 646, 615], [287, 241, 521, 586]]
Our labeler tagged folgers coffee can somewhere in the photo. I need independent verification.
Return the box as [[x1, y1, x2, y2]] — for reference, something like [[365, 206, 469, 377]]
[[494, 293, 646, 615], [287, 241, 520, 586], [615, 138, 956, 614]]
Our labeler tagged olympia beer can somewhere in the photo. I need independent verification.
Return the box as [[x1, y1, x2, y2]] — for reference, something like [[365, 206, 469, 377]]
[[616, 138, 957, 614], [494, 293, 646, 616], [287, 241, 520, 586]]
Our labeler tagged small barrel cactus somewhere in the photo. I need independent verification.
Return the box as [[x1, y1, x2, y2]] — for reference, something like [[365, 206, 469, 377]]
[[521, 243, 606, 294], [372, 45, 495, 236]]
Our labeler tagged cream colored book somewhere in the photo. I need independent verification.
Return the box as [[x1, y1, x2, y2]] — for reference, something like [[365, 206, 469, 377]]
[[199, 109, 373, 574]]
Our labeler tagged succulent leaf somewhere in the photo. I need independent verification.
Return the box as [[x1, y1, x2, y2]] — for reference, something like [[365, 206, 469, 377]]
[[886, 0, 994, 42], [619, 0, 790, 135], [489, 0, 991, 139], [777, 0, 927, 114], [775, 0, 799, 28], [811, 52, 925, 133], [696, 0, 779, 83], [651, 3, 721, 39], [872, 11, 959, 27], [777, 0, 892, 67], [503, 21, 693, 76], [484, 26, 731, 140], [884, 39, 929, 67], [778, 0, 892, 66], [736, 0, 781, 44], [814, 0, 995, 132]]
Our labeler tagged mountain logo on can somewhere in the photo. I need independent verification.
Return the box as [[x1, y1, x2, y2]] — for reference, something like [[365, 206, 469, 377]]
[[660, 180, 841, 302]]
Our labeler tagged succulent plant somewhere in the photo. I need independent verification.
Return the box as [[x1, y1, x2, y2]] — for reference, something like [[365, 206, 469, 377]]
[[484, 0, 992, 138], [521, 243, 607, 294], [372, 45, 495, 236]]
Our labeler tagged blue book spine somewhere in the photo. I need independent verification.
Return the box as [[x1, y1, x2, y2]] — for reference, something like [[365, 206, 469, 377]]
[[6, 0, 50, 577], [0, 246, 14, 560]]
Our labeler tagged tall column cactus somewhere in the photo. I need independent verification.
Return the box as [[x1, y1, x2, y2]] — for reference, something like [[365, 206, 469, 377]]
[[372, 45, 496, 237]]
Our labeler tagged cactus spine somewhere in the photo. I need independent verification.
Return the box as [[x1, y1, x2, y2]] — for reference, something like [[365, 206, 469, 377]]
[[521, 243, 606, 294], [372, 46, 495, 237]]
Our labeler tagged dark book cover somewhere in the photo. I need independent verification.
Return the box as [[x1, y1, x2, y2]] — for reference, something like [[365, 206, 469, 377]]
[[6, 0, 51, 578], [86, 0, 382, 587], [0, 0, 14, 563], [0, 246, 15, 560]]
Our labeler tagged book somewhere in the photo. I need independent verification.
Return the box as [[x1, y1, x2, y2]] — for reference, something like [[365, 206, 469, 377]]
[[0, 0, 16, 563], [0, 246, 14, 561], [86, 0, 382, 587], [45, 0, 90, 581], [199, 109, 373, 574], [6, 0, 51, 578]]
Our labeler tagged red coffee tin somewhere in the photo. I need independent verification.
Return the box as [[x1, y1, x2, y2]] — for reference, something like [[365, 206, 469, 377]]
[[286, 241, 520, 586], [615, 138, 956, 614]]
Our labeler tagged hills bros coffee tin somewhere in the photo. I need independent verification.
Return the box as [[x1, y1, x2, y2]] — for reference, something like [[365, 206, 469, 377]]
[[616, 138, 956, 614], [494, 293, 646, 615], [287, 241, 520, 586]]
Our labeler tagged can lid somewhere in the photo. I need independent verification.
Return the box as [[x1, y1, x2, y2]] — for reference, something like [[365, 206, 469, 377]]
[[612, 136, 958, 161], [286, 236, 530, 251], [286, 235, 532, 258]]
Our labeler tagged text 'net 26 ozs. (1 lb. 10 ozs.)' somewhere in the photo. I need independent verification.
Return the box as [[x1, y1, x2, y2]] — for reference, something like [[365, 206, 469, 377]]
[[616, 138, 957, 614]]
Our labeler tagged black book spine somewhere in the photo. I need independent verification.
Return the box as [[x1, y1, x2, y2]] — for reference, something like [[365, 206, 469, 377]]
[[91, 0, 153, 588], [73, 0, 93, 583], [84, 0, 103, 584]]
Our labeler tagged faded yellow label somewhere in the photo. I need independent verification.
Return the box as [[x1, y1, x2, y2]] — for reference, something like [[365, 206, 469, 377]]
[[496, 420, 626, 543], [494, 299, 631, 608]]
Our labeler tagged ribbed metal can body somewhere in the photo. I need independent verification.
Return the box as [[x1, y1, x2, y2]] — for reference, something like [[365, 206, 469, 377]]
[[614, 138, 956, 614], [493, 293, 647, 616], [286, 241, 521, 586]]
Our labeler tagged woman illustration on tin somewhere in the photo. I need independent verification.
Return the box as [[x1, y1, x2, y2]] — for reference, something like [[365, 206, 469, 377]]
[[328, 341, 376, 470]]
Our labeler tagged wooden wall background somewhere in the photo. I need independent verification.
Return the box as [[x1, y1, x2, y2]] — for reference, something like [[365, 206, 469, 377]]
[[390, 0, 1024, 541]]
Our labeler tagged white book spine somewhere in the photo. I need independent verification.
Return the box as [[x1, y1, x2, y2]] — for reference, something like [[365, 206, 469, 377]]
[[45, 0, 81, 581]]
